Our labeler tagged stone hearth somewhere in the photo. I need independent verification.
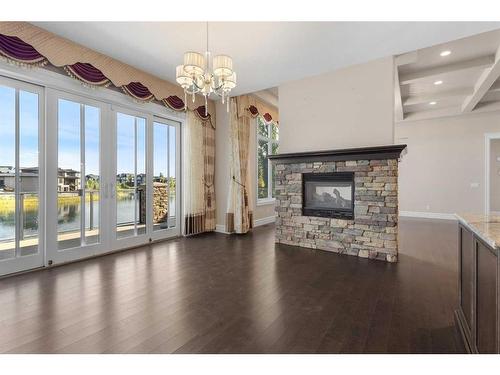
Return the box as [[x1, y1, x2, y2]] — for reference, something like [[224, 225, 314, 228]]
[[269, 145, 407, 263]]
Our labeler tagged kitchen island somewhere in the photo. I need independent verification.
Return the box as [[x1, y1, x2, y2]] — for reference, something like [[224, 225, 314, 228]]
[[455, 213, 499, 353]]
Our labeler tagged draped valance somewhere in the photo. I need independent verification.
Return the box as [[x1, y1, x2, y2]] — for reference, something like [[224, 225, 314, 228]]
[[235, 94, 279, 124], [0, 22, 215, 117]]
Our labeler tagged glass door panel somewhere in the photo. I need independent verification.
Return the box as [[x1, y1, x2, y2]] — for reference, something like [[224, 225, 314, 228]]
[[57, 99, 100, 250], [116, 113, 146, 239], [0, 85, 16, 260], [153, 121, 177, 231], [0, 77, 43, 275], [18, 90, 40, 256]]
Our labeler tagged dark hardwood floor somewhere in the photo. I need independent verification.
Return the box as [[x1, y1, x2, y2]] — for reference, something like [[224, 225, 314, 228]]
[[0, 218, 464, 353]]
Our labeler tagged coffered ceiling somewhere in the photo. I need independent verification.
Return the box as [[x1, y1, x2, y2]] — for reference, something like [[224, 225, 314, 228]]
[[395, 28, 500, 122]]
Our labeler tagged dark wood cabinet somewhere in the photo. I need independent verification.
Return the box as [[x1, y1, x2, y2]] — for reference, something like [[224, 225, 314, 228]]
[[456, 223, 499, 354], [460, 226, 474, 330], [476, 239, 498, 354]]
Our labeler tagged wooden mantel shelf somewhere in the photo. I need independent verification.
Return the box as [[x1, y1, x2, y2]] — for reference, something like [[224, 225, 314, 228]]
[[268, 144, 408, 163]]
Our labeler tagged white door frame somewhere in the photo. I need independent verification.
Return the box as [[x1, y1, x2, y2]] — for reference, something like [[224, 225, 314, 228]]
[[150, 116, 182, 241], [45, 88, 111, 265], [0, 75, 45, 276], [485, 132, 500, 215], [110, 105, 152, 251]]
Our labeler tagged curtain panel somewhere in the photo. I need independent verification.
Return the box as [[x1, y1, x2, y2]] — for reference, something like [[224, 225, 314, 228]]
[[0, 22, 215, 116], [183, 110, 216, 236], [226, 98, 254, 234]]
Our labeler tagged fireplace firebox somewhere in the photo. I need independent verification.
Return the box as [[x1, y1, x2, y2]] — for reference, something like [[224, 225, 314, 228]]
[[302, 172, 355, 219]]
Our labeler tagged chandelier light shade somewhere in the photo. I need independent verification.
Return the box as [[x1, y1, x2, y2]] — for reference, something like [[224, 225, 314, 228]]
[[175, 23, 236, 113], [183, 51, 205, 75], [176, 65, 193, 88], [223, 72, 237, 89], [213, 55, 233, 78]]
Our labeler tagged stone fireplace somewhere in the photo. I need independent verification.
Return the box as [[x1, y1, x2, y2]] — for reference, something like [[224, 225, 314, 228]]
[[269, 145, 407, 263]]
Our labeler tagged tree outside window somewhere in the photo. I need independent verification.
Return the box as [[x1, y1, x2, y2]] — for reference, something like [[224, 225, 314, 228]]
[[257, 116, 279, 201]]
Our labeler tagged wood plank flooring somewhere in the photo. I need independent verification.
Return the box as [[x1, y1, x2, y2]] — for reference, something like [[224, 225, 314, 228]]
[[0, 218, 465, 353]]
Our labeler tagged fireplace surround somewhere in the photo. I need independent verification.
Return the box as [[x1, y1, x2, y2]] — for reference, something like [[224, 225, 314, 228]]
[[269, 145, 407, 263]]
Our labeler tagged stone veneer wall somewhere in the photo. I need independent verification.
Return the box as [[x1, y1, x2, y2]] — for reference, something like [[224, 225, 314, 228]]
[[275, 158, 399, 262]]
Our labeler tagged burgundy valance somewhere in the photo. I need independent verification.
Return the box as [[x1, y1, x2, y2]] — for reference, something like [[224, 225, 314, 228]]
[[0, 34, 47, 66], [194, 105, 211, 121], [163, 95, 186, 111], [121, 81, 155, 102], [248, 104, 275, 123], [64, 62, 111, 87], [0, 26, 216, 118]]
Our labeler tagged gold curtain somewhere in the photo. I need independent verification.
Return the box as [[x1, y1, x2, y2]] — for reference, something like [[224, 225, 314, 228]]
[[183, 110, 216, 235], [226, 97, 253, 234]]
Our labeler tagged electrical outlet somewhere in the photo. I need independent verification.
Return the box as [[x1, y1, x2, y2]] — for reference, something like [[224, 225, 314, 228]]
[[426, 205, 430, 210], [470, 182, 480, 188]]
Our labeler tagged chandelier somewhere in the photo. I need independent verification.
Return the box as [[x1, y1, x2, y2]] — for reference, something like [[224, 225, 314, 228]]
[[176, 22, 236, 114]]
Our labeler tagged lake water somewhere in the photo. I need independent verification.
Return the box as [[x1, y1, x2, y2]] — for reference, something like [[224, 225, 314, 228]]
[[0, 195, 176, 240]]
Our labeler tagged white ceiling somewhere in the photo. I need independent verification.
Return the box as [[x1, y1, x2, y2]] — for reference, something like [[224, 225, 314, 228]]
[[396, 28, 500, 121], [33, 22, 500, 96]]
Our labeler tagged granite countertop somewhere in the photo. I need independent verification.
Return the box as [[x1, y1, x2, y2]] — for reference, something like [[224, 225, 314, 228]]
[[456, 213, 500, 250]]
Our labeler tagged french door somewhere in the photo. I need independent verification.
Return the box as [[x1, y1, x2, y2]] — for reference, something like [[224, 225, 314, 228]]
[[0, 76, 44, 276], [0, 81, 181, 276], [110, 108, 180, 251], [45, 90, 109, 264]]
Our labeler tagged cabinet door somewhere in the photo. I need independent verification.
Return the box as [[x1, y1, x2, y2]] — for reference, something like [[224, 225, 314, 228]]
[[476, 240, 498, 354], [460, 225, 474, 329]]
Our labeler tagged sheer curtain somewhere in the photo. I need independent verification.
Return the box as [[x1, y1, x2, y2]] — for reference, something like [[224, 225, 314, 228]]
[[183, 109, 216, 235], [226, 98, 254, 234]]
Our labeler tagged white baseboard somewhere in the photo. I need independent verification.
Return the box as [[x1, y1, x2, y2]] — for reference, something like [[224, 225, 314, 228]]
[[214, 224, 230, 234], [399, 211, 457, 221], [215, 216, 276, 234], [254, 215, 276, 227]]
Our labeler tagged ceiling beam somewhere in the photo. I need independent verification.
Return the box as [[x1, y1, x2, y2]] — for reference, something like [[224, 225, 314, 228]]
[[481, 89, 500, 103], [399, 100, 500, 123], [403, 88, 473, 106], [399, 55, 494, 85], [395, 51, 418, 67], [462, 45, 500, 112]]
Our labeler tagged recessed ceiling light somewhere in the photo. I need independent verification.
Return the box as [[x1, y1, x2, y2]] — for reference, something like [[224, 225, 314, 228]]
[[434, 80, 443, 85], [429, 101, 437, 105], [440, 50, 451, 57]]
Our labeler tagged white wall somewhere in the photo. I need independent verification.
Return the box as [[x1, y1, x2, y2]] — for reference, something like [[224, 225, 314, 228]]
[[396, 112, 500, 215], [278, 56, 395, 153], [215, 100, 276, 229]]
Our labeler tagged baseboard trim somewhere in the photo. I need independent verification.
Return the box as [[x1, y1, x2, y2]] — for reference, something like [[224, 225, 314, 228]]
[[254, 215, 276, 227], [399, 211, 457, 221], [214, 224, 230, 234]]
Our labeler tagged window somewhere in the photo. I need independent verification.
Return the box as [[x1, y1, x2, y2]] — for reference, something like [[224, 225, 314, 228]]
[[257, 116, 279, 202]]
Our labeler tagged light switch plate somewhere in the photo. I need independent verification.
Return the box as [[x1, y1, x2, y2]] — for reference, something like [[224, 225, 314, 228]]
[[470, 182, 480, 188]]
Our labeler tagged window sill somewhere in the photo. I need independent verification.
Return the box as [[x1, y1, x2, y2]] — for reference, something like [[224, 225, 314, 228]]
[[257, 198, 276, 206]]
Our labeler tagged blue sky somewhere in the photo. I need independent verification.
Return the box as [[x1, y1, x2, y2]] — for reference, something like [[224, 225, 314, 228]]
[[1, 87, 176, 179]]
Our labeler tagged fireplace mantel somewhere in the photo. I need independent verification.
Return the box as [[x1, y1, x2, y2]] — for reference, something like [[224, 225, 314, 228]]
[[269, 144, 407, 163]]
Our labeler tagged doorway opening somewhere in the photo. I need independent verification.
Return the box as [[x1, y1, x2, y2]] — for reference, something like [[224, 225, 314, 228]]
[[485, 133, 500, 215]]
